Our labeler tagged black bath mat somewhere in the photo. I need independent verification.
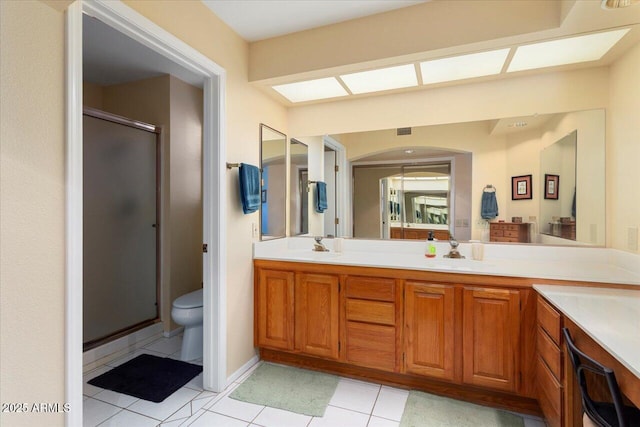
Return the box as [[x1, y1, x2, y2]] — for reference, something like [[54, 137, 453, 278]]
[[88, 353, 202, 403]]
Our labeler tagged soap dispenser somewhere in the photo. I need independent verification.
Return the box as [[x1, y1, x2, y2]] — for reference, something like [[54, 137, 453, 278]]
[[425, 231, 436, 258]]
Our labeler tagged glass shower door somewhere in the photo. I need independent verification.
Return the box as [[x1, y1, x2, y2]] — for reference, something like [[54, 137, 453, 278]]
[[83, 111, 159, 348]]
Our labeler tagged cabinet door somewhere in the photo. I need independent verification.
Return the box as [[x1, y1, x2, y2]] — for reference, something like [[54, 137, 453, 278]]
[[404, 282, 455, 380], [463, 287, 520, 392], [256, 269, 294, 351], [295, 273, 340, 359]]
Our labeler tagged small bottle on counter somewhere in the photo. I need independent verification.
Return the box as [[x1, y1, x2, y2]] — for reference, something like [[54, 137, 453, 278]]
[[425, 231, 436, 258]]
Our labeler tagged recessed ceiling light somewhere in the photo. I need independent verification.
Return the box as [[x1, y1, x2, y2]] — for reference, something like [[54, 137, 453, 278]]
[[340, 64, 418, 95], [420, 49, 510, 85], [272, 77, 348, 103], [507, 28, 630, 73], [404, 149, 415, 154]]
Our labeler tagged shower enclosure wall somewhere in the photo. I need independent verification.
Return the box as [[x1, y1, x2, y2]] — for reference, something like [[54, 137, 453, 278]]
[[83, 108, 161, 351]]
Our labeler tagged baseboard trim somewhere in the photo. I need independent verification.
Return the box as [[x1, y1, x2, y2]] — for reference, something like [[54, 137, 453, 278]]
[[226, 353, 260, 385], [164, 326, 184, 338]]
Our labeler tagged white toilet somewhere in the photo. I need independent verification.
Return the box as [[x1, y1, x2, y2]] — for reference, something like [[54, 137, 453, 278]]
[[171, 289, 203, 361]]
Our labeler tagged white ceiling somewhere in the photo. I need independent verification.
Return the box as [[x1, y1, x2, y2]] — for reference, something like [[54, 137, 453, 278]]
[[201, 0, 428, 42]]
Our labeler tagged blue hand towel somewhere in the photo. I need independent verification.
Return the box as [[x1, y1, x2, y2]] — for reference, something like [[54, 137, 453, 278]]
[[480, 191, 498, 219], [239, 163, 260, 214], [315, 181, 328, 213]]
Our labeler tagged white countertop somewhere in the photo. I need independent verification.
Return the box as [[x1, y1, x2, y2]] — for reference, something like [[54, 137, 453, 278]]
[[254, 238, 640, 286], [534, 285, 640, 379]]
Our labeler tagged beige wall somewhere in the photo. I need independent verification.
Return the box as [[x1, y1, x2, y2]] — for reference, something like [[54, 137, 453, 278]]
[[0, 1, 66, 426], [608, 42, 640, 253]]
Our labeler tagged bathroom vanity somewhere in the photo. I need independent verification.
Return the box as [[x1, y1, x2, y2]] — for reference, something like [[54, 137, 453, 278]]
[[253, 238, 640, 423]]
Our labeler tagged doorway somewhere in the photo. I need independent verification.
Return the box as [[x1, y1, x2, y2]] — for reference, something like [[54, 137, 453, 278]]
[[66, 2, 227, 424]]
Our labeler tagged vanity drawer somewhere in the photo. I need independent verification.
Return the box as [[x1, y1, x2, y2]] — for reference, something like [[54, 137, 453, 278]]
[[537, 326, 562, 380], [346, 299, 395, 325], [537, 356, 563, 427], [346, 277, 396, 302], [345, 321, 396, 372], [537, 296, 562, 345]]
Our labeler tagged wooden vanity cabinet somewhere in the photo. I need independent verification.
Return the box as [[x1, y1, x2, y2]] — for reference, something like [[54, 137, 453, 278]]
[[536, 295, 565, 427], [255, 268, 339, 359], [343, 276, 401, 372], [255, 269, 294, 351], [255, 261, 538, 416], [404, 282, 456, 381], [295, 273, 340, 360], [462, 287, 520, 392]]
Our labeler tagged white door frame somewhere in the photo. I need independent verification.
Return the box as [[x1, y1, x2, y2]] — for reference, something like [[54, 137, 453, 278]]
[[65, 2, 227, 425]]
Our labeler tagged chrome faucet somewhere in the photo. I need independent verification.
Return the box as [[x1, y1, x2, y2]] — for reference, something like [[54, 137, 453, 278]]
[[443, 235, 465, 259], [313, 236, 330, 252]]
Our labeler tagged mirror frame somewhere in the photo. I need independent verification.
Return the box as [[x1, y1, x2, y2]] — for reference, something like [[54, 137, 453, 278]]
[[259, 123, 287, 240], [289, 138, 309, 236]]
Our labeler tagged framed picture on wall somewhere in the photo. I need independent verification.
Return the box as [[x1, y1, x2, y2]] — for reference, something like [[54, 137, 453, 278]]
[[511, 175, 532, 200], [544, 174, 560, 200]]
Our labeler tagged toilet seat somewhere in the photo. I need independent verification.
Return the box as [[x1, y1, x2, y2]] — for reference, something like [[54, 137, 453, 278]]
[[173, 289, 203, 309]]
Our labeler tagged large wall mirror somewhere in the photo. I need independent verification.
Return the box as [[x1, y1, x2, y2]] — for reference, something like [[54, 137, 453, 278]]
[[289, 138, 309, 236], [260, 124, 286, 240], [293, 108, 605, 246]]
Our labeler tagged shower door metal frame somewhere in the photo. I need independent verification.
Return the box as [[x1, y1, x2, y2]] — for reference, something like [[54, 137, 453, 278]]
[[82, 107, 162, 351]]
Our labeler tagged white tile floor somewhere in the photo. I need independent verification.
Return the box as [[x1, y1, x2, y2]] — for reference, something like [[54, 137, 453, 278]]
[[84, 336, 548, 427]]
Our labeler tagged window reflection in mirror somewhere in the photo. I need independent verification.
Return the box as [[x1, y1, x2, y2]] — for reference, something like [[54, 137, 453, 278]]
[[260, 124, 286, 240], [289, 138, 309, 236]]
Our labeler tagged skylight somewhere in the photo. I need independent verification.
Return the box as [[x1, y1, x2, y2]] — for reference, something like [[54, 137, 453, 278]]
[[272, 77, 348, 103], [340, 64, 418, 94], [507, 28, 630, 72], [270, 28, 631, 103], [420, 49, 510, 85]]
